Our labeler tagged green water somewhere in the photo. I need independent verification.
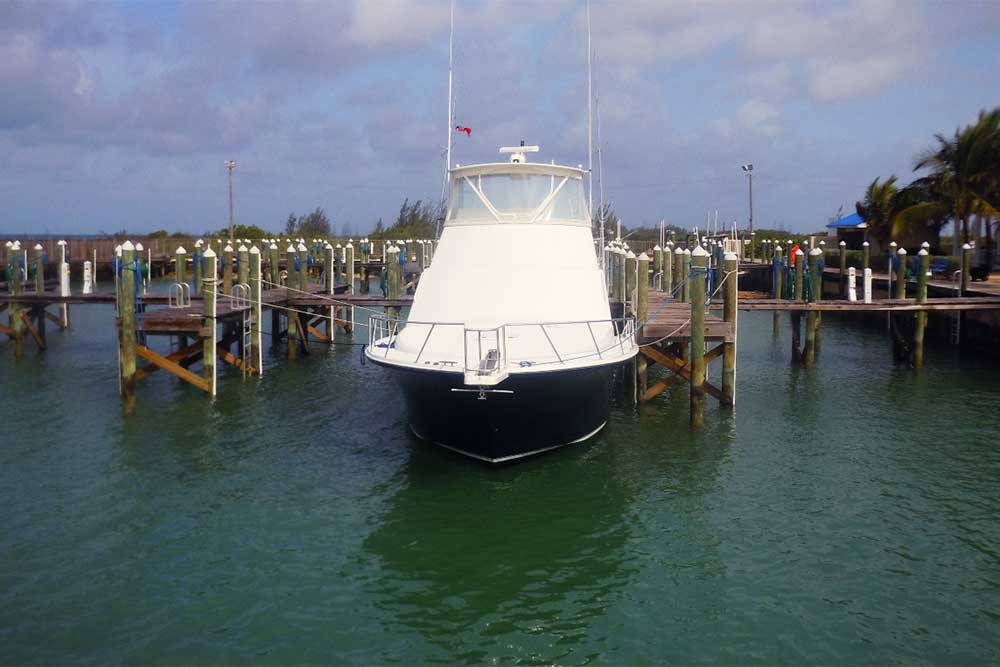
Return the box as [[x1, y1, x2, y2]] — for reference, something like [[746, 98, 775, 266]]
[[2, 300, 999, 665]]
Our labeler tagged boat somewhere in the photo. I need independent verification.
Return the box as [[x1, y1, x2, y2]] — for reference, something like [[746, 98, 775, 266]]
[[365, 144, 638, 463]]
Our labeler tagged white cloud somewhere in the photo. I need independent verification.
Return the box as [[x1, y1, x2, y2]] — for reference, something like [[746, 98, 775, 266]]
[[737, 99, 780, 135], [808, 55, 903, 101]]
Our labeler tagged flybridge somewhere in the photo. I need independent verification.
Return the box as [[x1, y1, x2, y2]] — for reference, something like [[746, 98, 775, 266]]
[[446, 144, 589, 225]]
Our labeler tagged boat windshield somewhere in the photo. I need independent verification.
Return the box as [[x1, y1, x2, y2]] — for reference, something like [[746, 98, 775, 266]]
[[448, 173, 587, 223]]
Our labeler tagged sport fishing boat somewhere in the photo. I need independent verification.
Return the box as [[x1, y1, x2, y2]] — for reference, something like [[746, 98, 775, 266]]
[[365, 145, 637, 463]]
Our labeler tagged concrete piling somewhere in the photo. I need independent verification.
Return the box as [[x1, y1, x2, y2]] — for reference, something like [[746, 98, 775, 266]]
[[663, 243, 673, 295], [625, 251, 637, 317], [838, 240, 847, 297]]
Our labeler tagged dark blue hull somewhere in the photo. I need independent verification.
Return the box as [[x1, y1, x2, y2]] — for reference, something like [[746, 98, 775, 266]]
[[378, 362, 616, 463]]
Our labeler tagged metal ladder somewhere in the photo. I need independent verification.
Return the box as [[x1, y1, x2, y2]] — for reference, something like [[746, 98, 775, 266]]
[[232, 284, 252, 376]]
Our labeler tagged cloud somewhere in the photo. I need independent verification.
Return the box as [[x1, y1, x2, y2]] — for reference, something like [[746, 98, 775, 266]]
[[808, 55, 904, 102], [737, 100, 781, 135]]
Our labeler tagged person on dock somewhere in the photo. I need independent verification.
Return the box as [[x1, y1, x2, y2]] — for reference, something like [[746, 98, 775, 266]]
[[380, 265, 388, 297]]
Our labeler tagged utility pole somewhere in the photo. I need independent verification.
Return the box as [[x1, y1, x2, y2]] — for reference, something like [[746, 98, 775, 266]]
[[225, 160, 236, 244], [741, 163, 754, 235]]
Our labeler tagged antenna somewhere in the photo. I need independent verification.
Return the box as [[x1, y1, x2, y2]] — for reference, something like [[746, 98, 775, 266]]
[[444, 0, 455, 189], [587, 1, 593, 230], [595, 49, 605, 256]]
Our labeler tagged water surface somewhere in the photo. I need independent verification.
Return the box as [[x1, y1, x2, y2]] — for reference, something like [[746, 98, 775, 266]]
[[1, 298, 998, 664]]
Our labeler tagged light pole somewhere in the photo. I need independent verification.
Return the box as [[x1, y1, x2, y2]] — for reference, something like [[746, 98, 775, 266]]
[[741, 164, 754, 235], [225, 160, 236, 244]]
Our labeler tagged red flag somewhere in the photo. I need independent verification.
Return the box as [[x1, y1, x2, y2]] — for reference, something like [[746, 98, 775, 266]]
[[455, 126, 472, 136]]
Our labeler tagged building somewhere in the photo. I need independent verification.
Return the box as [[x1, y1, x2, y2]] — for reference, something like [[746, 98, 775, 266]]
[[826, 212, 867, 249]]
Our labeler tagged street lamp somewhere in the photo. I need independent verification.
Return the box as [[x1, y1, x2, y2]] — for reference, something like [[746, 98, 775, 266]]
[[225, 160, 236, 244], [741, 164, 754, 236]]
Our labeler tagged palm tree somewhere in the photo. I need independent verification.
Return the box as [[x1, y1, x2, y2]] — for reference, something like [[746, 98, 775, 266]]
[[855, 175, 899, 247], [908, 108, 1000, 251]]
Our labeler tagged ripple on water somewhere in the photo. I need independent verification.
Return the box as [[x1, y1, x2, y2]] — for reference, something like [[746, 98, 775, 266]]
[[1, 308, 1000, 664]]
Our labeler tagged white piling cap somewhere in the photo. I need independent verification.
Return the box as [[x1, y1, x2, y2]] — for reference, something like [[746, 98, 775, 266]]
[[195, 239, 204, 247], [724, 251, 738, 260], [176, 246, 187, 254], [897, 247, 907, 255], [135, 243, 144, 251], [296, 243, 306, 251], [286, 244, 296, 252], [638, 252, 649, 261], [921, 241, 930, 249], [809, 247, 822, 256], [653, 245, 661, 251], [238, 244, 248, 252], [4, 241, 11, 248], [774, 244, 782, 252], [346, 242, 353, 248], [889, 241, 897, 248], [962, 243, 972, 250], [625, 250, 635, 259], [820, 240, 826, 245], [269, 243, 278, 250], [795, 248, 804, 256], [204, 247, 217, 258], [692, 245, 709, 257], [862, 241, 870, 247], [324, 242, 333, 249], [335, 243, 342, 249], [12, 241, 20, 250], [675, 246, 684, 255], [115, 245, 122, 256], [224, 244, 233, 252], [121, 241, 134, 251], [57, 240, 67, 246], [34, 243, 43, 250], [387, 245, 399, 254], [839, 240, 846, 247], [683, 248, 692, 256], [918, 248, 928, 256], [249, 246, 260, 255]]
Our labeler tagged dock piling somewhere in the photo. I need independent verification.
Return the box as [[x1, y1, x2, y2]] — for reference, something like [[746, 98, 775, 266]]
[[119, 241, 138, 413], [636, 252, 649, 396], [838, 240, 847, 298], [722, 252, 737, 406], [690, 246, 709, 427], [804, 247, 822, 367], [223, 244, 234, 295], [57, 239, 70, 328], [202, 248, 218, 396], [914, 248, 929, 368], [286, 245, 298, 359], [249, 246, 263, 375], [895, 247, 907, 299], [773, 244, 783, 334]]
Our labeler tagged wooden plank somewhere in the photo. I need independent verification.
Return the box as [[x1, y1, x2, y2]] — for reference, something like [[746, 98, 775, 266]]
[[216, 345, 255, 373], [135, 345, 211, 393], [642, 373, 685, 401], [134, 341, 202, 382], [307, 325, 330, 342], [20, 312, 46, 349]]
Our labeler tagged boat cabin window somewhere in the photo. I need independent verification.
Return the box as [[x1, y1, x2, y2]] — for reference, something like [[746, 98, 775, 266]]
[[448, 173, 586, 223]]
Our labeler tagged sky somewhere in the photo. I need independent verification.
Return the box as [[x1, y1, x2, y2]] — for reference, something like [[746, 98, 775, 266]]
[[2, 0, 999, 237]]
